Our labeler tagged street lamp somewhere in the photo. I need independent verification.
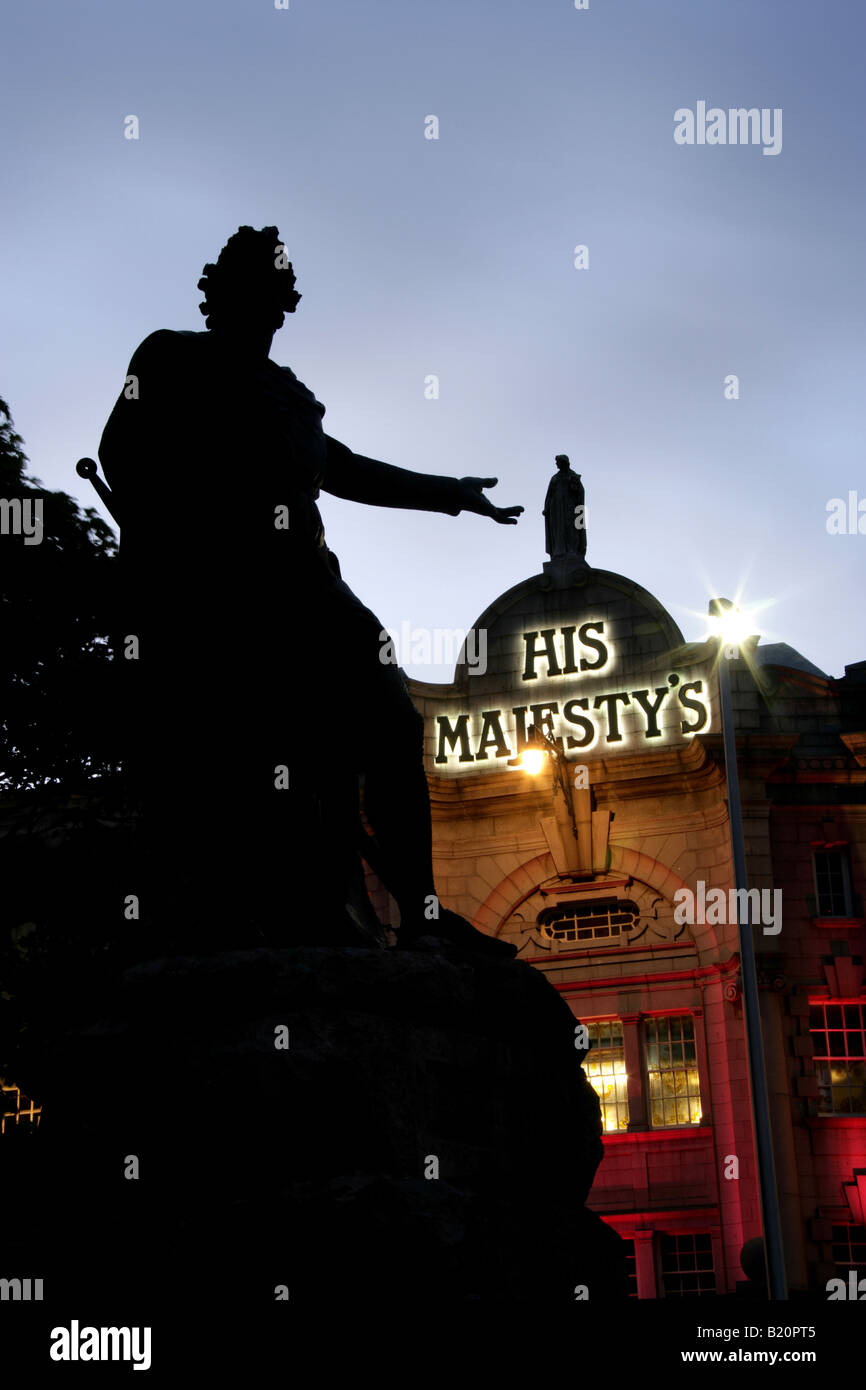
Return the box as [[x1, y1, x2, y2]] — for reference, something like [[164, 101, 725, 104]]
[[509, 722, 577, 829], [709, 597, 788, 1301], [515, 746, 546, 777]]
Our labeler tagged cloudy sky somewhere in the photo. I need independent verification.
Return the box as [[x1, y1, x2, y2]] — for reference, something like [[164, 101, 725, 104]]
[[2, 0, 864, 681]]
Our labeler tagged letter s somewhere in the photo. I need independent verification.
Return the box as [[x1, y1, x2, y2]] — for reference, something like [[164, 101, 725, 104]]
[[678, 681, 708, 734]]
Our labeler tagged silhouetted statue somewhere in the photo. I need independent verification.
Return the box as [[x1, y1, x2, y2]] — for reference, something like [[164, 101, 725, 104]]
[[543, 454, 586, 562], [99, 226, 521, 956]]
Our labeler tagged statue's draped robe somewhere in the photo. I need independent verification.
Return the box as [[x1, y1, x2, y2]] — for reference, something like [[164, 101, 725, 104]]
[[543, 468, 585, 560], [99, 328, 462, 937]]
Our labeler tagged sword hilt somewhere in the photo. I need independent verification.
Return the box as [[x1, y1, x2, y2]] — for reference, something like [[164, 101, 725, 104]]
[[76, 457, 123, 525]]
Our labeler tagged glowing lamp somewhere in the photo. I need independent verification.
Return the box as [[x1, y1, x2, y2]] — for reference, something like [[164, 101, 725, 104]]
[[707, 597, 760, 647], [520, 748, 546, 776]]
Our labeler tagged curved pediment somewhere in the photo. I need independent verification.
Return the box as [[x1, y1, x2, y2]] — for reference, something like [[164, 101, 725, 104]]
[[410, 564, 713, 777]]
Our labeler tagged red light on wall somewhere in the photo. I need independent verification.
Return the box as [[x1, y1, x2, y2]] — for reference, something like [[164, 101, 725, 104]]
[[843, 1170, 866, 1224]]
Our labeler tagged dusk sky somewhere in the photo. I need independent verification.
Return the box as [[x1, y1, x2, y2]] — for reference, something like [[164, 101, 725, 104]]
[[3, 0, 864, 681]]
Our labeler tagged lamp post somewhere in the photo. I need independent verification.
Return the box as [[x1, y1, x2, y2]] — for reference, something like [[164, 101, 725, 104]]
[[709, 598, 788, 1300], [531, 722, 575, 818], [509, 721, 576, 823]]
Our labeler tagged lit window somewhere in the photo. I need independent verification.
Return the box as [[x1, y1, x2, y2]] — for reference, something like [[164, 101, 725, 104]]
[[538, 898, 639, 946], [831, 1224, 866, 1277], [813, 849, 853, 917], [810, 1001, 866, 1115], [584, 1021, 629, 1131], [660, 1233, 716, 1296], [645, 1015, 702, 1128], [0, 1079, 41, 1135]]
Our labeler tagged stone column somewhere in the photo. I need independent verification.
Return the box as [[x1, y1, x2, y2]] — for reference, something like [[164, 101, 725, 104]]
[[621, 1012, 647, 1132], [633, 1228, 657, 1298]]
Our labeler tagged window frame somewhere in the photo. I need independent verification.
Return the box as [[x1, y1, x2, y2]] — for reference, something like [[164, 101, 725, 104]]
[[809, 998, 866, 1117], [812, 847, 854, 918], [580, 1009, 708, 1135], [830, 1223, 866, 1277], [643, 1011, 704, 1131], [657, 1230, 718, 1298], [536, 897, 640, 948], [582, 1017, 630, 1133]]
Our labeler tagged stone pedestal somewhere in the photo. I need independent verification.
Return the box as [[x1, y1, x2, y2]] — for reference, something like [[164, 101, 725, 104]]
[[10, 945, 626, 1305]]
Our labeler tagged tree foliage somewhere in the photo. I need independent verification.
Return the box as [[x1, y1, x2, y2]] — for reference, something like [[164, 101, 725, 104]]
[[0, 396, 130, 1094], [0, 395, 121, 790]]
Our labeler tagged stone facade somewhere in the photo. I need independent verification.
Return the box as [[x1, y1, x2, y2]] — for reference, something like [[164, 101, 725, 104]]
[[383, 562, 866, 1297]]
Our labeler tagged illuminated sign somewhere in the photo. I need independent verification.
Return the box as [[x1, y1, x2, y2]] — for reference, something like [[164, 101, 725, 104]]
[[433, 620, 710, 769]]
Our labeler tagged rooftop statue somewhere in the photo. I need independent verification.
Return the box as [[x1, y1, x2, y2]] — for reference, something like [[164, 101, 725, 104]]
[[98, 226, 520, 957], [543, 453, 586, 563]]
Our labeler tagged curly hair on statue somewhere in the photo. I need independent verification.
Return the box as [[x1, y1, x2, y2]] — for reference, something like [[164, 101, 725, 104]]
[[197, 225, 301, 330]]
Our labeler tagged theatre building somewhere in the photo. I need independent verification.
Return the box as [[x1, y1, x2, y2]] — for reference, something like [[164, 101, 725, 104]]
[[386, 492, 866, 1299]]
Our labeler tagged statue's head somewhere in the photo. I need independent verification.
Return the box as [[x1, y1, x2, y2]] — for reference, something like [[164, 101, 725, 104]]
[[554, 454, 570, 471], [197, 226, 301, 334]]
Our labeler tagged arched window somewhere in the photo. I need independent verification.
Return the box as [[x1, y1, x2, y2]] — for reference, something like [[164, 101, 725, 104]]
[[537, 898, 639, 946]]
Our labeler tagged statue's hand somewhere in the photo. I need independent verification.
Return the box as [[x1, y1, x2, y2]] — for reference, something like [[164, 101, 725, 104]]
[[456, 476, 524, 525]]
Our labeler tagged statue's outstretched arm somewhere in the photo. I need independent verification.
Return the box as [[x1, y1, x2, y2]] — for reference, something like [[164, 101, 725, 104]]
[[322, 434, 462, 514], [322, 435, 523, 525]]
